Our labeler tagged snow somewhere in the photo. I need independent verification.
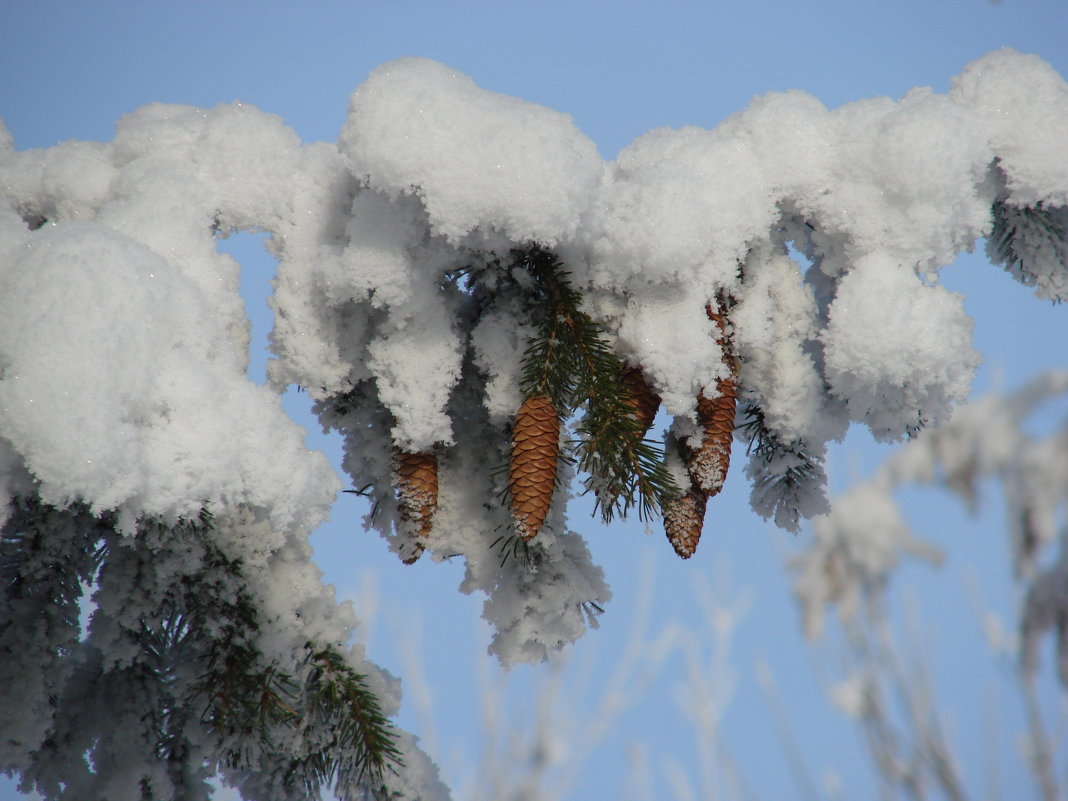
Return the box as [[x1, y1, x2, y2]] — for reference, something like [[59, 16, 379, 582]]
[[339, 57, 604, 246], [821, 252, 980, 439], [1, 47, 1067, 800], [732, 245, 826, 444], [951, 48, 1068, 209], [0, 218, 337, 535], [612, 292, 726, 417]]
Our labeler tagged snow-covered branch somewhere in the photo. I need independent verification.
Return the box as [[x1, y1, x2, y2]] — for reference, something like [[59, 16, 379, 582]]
[[1, 47, 1066, 800]]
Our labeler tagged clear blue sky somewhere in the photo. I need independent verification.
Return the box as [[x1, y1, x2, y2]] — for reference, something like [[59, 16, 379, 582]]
[[2, 2, 1067, 799]]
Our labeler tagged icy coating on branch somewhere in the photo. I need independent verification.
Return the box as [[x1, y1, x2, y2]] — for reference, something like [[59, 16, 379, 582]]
[[1, 47, 1067, 800]]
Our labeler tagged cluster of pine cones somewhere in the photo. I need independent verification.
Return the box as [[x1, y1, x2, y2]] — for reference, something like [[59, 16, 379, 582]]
[[389, 301, 736, 563]]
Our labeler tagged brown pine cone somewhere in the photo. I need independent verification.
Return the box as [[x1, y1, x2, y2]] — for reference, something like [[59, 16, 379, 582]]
[[392, 447, 438, 564], [689, 302, 737, 497], [621, 366, 661, 438], [663, 487, 708, 559], [509, 394, 560, 541], [661, 299, 737, 560]]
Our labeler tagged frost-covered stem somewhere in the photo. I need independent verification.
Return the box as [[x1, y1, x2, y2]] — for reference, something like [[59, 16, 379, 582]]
[[842, 620, 922, 801], [839, 611, 970, 801], [669, 571, 754, 801], [792, 372, 1068, 796], [1020, 675, 1059, 801], [889, 605, 964, 801], [303, 646, 404, 798], [548, 557, 679, 797]]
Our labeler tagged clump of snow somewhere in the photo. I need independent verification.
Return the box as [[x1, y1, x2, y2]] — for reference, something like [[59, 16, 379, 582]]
[[613, 292, 728, 417], [821, 253, 980, 439], [805, 88, 992, 274], [0, 220, 338, 534], [470, 298, 537, 425], [731, 245, 826, 444], [339, 57, 603, 245], [952, 48, 1068, 208], [584, 124, 773, 289], [381, 731, 452, 801]]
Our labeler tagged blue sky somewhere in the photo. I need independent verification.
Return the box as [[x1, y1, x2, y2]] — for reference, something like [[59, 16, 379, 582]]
[[2, 2, 1067, 799]]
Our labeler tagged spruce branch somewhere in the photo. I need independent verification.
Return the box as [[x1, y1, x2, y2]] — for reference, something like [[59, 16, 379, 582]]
[[0, 496, 106, 635], [103, 511, 406, 800], [740, 404, 828, 533], [511, 244, 678, 528], [302, 646, 404, 796], [988, 199, 1068, 303], [579, 377, 678, 524]]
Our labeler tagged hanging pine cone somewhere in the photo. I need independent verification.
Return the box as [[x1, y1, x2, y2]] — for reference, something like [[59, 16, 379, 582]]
[[662, 298, 737, 559], [621, 366, 661, 438], [663, 487, 708, 559], [509, 394, 560, 541], [392, 447, 438, 564], [688, 302, 737, 497]]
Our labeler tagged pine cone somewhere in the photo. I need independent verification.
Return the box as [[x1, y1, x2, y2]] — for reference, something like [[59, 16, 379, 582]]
[[621, 366, 661, 438], [689, 302, 737, 497], [509, 394, 560, 541], [661, 299, 737, 560], [392, 447, 438, 564], [663, 487, 707, 559]]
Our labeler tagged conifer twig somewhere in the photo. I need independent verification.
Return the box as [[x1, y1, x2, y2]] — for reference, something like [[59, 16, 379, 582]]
[[510, 245, 678, 537], [987, 199, 1068, 303], [739, 404, 827, 533]]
